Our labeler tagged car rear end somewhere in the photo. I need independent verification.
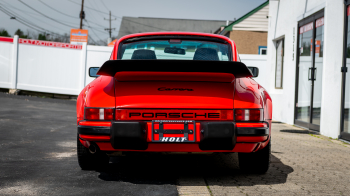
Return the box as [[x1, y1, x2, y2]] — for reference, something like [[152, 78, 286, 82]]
[[77, 32, 271, 173]]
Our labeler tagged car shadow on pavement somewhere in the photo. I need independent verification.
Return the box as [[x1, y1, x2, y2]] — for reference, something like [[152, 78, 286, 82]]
[[280, 129, 319, 134], [96, 152, 293, 186]]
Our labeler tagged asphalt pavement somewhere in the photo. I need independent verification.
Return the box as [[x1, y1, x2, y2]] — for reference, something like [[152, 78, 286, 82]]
[[0, 93, 177, 196], [1, 92, 350, 196]]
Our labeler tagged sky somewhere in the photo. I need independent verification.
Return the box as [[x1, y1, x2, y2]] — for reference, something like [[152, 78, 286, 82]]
[[0, 0, 267, 43]]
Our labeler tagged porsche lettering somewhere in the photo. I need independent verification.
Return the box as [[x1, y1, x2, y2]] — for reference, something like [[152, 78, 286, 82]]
[[129, 112, 220, 119]]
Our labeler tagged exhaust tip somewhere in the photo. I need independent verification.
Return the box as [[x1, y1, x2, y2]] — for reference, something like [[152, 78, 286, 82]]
[[89, 143, 97, 154]]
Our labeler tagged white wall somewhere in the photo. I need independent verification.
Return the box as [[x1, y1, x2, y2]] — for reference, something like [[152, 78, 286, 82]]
[[85, 45, 113, 85], [240, 54, 267, 88], [17, 43, 84, 95], [267, 0, 344, 138], [0, 40, 13, 88], [320, 0, 344, 138], [0, 37, 114, 95]]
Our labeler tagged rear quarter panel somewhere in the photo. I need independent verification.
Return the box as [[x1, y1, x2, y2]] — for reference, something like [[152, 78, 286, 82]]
[[76, 76, 116, 124]]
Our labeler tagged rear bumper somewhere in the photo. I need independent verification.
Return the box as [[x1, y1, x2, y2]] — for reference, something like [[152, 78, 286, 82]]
[[77, 124, 269, 137], [78, 120, 270, 153]]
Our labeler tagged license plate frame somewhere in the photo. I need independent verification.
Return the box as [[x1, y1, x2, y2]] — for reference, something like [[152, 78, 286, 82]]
[[151, 120, 196, 143]]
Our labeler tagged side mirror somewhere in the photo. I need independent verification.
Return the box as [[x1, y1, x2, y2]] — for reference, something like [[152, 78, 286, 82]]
[[247, 67, 259, 77], [89, 67, 100, 77]]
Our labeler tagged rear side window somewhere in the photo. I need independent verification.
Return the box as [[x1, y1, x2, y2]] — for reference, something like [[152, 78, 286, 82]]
[[119, 40, 231, 61]]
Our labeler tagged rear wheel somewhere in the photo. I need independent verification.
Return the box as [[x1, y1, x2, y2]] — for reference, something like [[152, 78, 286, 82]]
[[238, 140, 270, 174], [77, 136, 109, 170]]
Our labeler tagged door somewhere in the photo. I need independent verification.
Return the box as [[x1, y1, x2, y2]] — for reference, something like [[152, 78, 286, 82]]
[[340, 2, 350, 141], [295, 11, 324, 131]]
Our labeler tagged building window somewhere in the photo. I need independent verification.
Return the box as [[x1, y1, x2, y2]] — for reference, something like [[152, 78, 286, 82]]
[[275, 39, 284, 89], [259, 46, 267, 55]]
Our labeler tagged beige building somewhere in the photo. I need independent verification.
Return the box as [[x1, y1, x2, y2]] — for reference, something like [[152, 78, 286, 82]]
[[216, 1, 269, 55]]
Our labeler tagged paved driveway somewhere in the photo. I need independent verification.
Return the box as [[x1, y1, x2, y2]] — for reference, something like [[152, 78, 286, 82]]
[[0, 93, 349, 195]]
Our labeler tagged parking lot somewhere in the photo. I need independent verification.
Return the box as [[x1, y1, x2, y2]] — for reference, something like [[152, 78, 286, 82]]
[[1, 93, 350, 196]]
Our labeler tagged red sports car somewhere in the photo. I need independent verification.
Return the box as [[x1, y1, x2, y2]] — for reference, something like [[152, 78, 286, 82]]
[[76, 32, 272, 173]]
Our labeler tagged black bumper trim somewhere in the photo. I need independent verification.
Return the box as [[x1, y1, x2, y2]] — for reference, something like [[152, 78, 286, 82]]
[[78, 126, 110, 135], [236, 127, 269, 136], [199, 121, 236, 150], [77, 125, 269, 137]]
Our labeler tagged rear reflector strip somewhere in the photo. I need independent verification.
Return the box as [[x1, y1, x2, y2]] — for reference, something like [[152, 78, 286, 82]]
[[99, 109, 104, 120], [115, 109, 233, 121]]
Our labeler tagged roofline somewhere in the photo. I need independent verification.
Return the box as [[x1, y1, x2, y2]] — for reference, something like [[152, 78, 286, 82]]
[[223, 0, 269, 32]]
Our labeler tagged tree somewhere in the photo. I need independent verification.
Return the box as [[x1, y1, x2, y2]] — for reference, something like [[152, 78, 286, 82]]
[[38, 33, 47, 40], [0, 28, 11, 37], [14, 29, 28, 38]]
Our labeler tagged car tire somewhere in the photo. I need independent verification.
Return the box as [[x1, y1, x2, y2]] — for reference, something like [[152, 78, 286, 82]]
[[77, 135, 109, 170], [238, 140, 270, 174]]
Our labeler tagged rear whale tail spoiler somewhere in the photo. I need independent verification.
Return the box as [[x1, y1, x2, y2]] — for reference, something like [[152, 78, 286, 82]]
[[96, 60, 253, 78]]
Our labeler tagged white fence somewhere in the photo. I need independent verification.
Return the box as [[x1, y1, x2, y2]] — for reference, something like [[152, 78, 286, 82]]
[[0, 36, 113, 95], [0, 35, 267, 95], [240, 54, 267, 88]]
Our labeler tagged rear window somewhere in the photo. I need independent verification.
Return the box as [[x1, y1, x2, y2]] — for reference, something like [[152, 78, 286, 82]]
[[119, 39, 231, 61]]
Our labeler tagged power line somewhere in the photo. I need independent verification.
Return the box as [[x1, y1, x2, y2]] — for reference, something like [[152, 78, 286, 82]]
[[83, 20, 108, 34], [37, 0, 107, 30], [66, 0, 169, 31], [83, 1, 105, 27], [38, 0, 77, 19], [0, 1, 124, 43], [0, 6, 64, 37], [18, 0, 77, 28], [99, 0, 109, 11], [1, 1, 107, 44], [0, 5, 67, 38], [68, 0, 109, 16], [85, 19, 106, 45], [0, 0, 77, 26], [86, 20, 106, 28], [1, 7, 104, 45], [88, 0, 106, 18], [0, 2, 71, 33]]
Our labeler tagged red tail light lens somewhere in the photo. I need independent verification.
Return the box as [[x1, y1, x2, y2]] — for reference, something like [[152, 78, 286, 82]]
[[84, 108, 114, 120], [104, 109, 114, 120], [85, 108, 99, 120], [115, 109, 127, 120], [234, 109, 263, 121], [221, 110, 234, 120]]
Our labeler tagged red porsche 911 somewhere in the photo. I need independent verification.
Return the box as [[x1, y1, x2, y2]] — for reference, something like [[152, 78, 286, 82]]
[[76, 32, 272, 173]]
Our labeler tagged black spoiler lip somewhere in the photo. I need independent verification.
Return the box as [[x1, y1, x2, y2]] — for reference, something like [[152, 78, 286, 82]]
[[96, 60, 253, 78]]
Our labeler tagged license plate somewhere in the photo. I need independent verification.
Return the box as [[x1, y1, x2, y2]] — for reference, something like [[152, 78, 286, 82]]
[[151, 120, 196, 143]]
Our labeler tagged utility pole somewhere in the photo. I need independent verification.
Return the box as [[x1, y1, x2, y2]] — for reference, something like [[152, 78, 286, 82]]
[[104, 11, 116, 43], [79, 0, 85, 29]]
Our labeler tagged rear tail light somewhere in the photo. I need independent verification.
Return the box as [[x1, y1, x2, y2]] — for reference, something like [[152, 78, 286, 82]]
[[221, 110, 233, 120], [84, 108, 114, 120], [234, 109, 263, 121], [115, 109, 128, 120]]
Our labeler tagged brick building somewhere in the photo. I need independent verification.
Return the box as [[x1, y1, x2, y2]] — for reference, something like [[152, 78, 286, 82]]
[[216, 1, 269, 55]]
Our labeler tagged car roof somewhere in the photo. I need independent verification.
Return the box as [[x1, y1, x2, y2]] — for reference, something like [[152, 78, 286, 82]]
[[110, 32, 238, 61]]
